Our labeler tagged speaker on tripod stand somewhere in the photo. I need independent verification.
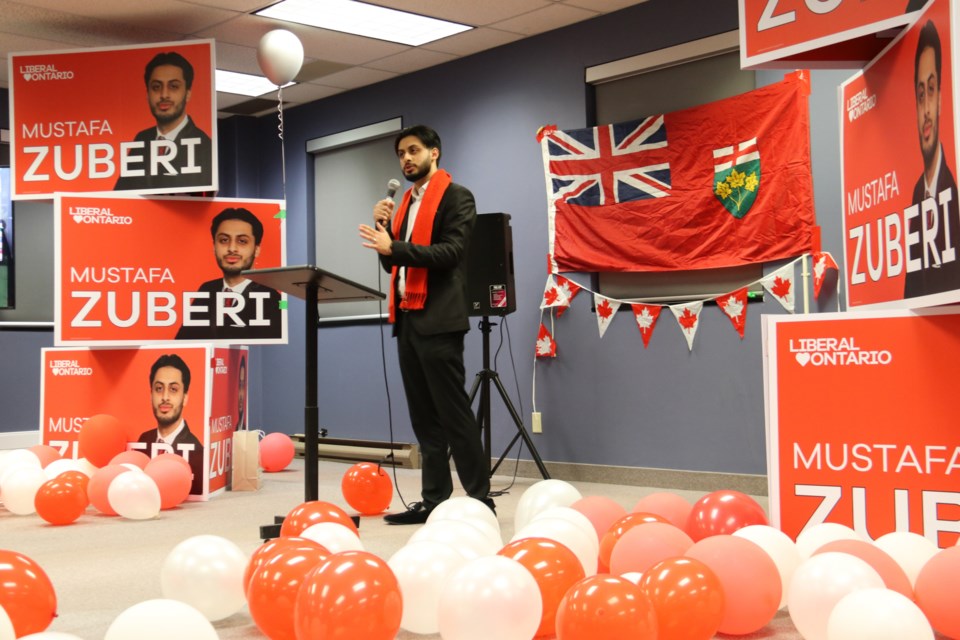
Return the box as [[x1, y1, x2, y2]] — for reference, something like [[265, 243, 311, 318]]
[[465, 213, 549, 479]]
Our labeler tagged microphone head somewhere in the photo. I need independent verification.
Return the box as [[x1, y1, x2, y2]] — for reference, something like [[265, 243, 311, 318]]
[[386, 178, 401, 198]]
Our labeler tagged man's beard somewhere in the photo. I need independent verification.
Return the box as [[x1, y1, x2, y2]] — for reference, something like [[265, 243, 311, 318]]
[[152, 99, 186, 127], [218, 254, 255, 277], [921, 119, 939, 171], [154, 407, 182, 428], [405, 159, 432, 183]]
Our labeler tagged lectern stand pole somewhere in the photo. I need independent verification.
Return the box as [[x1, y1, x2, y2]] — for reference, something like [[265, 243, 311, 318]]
[[304, 278, 319, 501]]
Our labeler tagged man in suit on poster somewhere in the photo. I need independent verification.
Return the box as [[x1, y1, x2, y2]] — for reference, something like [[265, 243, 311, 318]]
[[137, 354, 204, 495], [176, 207, 282, 341], [114, 51, 213, 192], [358, 125, 494, 525], [905, 18, 960, 298]]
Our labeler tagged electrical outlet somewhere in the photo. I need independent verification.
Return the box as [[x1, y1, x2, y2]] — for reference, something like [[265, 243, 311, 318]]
[[531, 412, 542, 434]]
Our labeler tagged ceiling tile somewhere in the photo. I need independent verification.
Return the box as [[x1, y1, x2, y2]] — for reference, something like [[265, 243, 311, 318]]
[[365, 48, 458, 74], [491, 3, 601, 35], [563, 0, 649, 12], [363, 0, 555, 26], [422, 27, 525, 57], [311, 66, 399, 90], [12, 0, 244, 35]]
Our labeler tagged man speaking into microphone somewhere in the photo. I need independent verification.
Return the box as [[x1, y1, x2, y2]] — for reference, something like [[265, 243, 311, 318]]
[[359, 125, 494, 525]]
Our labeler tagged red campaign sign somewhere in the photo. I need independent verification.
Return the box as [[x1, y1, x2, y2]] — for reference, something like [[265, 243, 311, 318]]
[[764, 308, 960, 548], [10, 40, 217, 199], [739, 0, 918, 69], [55, 194, 287, 346], [841, 0, 960, 309]]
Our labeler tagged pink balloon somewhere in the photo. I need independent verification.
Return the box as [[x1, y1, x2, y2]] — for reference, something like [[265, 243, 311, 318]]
[[915, 545, 960, 639], [28, 444, 62, 468], [87, 464, 131, 516], [109, 450, 152, 470], [685, 534, 781, 635], [609, 521, 694, 576], [571, 496, 627, 542], [260, 432, 295, 472], [632, 492, 693, 530], [685, 490, 767, 541], [144, 456, 193, 509], [815, 539, 913, 600]]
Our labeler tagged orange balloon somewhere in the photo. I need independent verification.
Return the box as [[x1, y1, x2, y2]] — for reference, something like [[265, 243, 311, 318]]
[[247, 542, 330, 640], [27, 444, 61, 468], [341, 462, 393, 515], [632, 492, 693, 530], [637, 556, 725, 640], [685, 490, 768, 541], [109, 450, 152, 470], [609, 522, 694, 576], [294, 550, 402, 640], [555, 575, 657, 639], [814, 539, 913, 600], [87, 464, 131, 515], [54, 470, 90, 498], [570, 496, 627, 542], [499, 537, 586, 638], [260, 432, 295, 472], [34, 477, 88, 526], [598, 512, 669, 573], [144, 456, 192, 510], [280, 500, 358, 536], [915, 545, 960, 639], [243, 536, 328, 597], [0, 550, 57, 637], [77, 414, 127, 468]]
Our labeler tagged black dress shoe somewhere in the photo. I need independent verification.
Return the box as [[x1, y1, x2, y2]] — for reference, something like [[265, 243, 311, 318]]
[[384, 501, 433, 525]]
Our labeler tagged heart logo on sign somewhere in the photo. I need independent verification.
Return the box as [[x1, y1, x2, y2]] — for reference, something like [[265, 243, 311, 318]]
[[73, 215, 83, 224], [795, 352, 810, 366]]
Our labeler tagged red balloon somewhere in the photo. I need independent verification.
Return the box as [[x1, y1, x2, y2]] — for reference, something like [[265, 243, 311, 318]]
[[341, 462, 393, 515], [294, 550, 402, 640], [27, 444, 61, 468], [598, 512, 669, 573], [814, 539, 913, 600], [77, 414, 128, 468], [54, 470, 91, 497], [247, 543, 330, 640], [109, 450, 152, 470], [144, 456, 192, 510], [570, 496, 627, 542], [244, 536, 329, 597], [0, 550, 58, 637], [609, 522, 694, 576], [281, 500, 358, 536], [260, 432, 296, 472], [555, 574, 657, 639], [499, 537, 586, 638], [685, 490, 767, 541], [34, 477, 89, 525], [87, 464, 131, 515], [915, 545, 960, 639], [637, 557, 725, 640]]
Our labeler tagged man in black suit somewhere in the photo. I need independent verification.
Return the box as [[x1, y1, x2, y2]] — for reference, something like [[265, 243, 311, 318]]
[[176, 207, 282, 341], [359, 125, 493, 524], [114, 51, 213, 192], [905, 19, 960, 298], [136, 354, 204, 496]]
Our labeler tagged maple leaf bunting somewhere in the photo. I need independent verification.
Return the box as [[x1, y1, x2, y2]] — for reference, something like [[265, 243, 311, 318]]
[[536, 323, 557, 358], [718, 287, 749, 339], [594, 294, 620, 338], [670, 301, 703, 351], [631, 303, 661, 348], [812, 251, 839, 299], [539, 70, 815, 273], [761, 263, 796, 313]]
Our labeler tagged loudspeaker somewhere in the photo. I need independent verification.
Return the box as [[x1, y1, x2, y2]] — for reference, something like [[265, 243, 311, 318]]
[[466, 213, 516, 316]]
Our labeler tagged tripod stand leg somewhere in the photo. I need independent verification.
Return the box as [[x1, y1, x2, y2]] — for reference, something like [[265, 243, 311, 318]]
[[490, 373, 551, 480]]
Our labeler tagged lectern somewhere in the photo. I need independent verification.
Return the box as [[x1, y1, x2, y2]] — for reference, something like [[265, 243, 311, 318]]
[[243, 265, 385, 508]]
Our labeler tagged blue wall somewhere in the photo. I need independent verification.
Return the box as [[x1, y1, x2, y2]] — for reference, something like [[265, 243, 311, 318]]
[[2, 0, 850, 477]]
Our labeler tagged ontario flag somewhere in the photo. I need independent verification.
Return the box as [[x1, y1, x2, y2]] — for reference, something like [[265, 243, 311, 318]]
[[539, 71, 815, 273]]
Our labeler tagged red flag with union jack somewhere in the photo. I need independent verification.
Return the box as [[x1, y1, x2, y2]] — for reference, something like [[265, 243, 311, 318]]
[[540, 71, 815, 273]]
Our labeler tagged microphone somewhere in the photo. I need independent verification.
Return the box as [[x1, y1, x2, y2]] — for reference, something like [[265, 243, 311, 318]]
[[386, 178, 401, 200]]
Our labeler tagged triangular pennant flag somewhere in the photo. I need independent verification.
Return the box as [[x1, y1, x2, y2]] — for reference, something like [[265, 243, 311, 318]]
[[541, 275, 566, 310], [812, 251, 839, 299], [594, 294, 621, 338], [718, 287, 749, 339], [630, 303, 662, 348], [535, 323, 557, 358], [761, 263, 796, 313], [669, 301, 703, 351], [555, 276, 582, 318]]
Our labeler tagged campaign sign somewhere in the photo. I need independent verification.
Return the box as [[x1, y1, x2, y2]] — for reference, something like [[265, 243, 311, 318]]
[[55, 194, 287, 346], [9, 40, 216, 199], [763, 308, 960, 548], [40, 344, 248, 500], [739, 0, 918, 69], [841, 0, 960, 309]]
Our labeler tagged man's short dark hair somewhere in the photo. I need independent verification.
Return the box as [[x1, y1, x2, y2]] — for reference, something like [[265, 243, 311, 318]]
[[144, 52, 195, 90], [210, 208, 264, 245], [150, 354, 191, 392], [396, 125, 442, 164], [915, 20, 942, 90]]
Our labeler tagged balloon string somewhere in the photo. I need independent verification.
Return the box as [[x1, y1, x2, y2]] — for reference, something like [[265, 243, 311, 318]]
[[277, 85, 287, 206]]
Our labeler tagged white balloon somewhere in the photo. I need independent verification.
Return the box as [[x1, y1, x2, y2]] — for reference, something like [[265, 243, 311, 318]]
[[512, 516, 599, 576], [428, 496, 500, 533], [1, 465, 48, 515], [0, 604, 14, 640], [620, 571, 643, 585], [0, 449, 42, 479], [826, 587, 933, 640], [409, 519, 498, 560], [75, 458, 97, 477], [437, 556, 542, 640], [108, 470, 161, 520], [388, 540, 469, 635], [795, 522, 861, 559], [301, 521, 364, 553], [874, 531, 938, 588], [734, 524, 802, 609], [104, 599, 218, 640], [531, 506, 598, 543], [20, 633, 86, 639], [42, 458, 84, 480], [120, 463, 144, 473], [514, 479, 582, 531], [160, 535, 248, 621], [257, 29, 304, 85], [788, 552, 885, 640]]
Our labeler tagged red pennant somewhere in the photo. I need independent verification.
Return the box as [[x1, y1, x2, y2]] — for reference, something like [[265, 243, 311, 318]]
[[535, 323, 557, 358], [555, 276, 581, 318], [812, 252, 839, 299], [717, 287, 749, 339], [630, 303, 661, 348]]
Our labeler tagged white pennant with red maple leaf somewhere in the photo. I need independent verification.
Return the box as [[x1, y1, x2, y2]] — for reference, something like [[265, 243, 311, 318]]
[[594, 294, 620, 338], [555, 276, 581, 317], [812, 251, 839, 299], [761, 263, 796, 313], [669, 301, 703, 351], [718, 287, 749, 339], [631, 303, 661, 348], [535, 321, 557, 358], [541, 275, 583, 318]]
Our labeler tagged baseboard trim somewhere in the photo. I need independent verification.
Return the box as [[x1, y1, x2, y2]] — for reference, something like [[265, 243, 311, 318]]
[[0, 431, 40, 450], [493, 459, 768, 496]]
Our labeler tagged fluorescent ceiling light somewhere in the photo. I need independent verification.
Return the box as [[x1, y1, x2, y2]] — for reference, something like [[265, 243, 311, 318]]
[[257, 0, 472, 47], [215, 69, 293, 97]]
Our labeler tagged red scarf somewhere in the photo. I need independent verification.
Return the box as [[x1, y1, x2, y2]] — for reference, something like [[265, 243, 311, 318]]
[[389, 169, 452, 322]]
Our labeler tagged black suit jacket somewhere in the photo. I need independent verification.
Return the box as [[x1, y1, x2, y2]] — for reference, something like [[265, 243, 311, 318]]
[[904, 151, 960, 298], [175, 279, 283, 341], [379, 181, 476, 337], [114, 116, 213, 192], [137, 422, 204, 495]]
